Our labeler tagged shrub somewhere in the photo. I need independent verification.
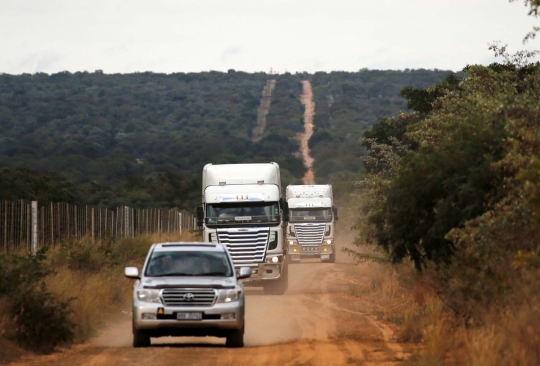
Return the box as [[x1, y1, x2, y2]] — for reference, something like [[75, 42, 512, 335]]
[[0, 249, 75, 353], [9, 285, 74, 354]]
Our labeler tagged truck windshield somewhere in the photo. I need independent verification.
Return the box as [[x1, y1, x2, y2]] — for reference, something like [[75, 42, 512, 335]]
[[206, 202, 280, 224], [145, 250, 233, 277], [290, 208, 332, 222]]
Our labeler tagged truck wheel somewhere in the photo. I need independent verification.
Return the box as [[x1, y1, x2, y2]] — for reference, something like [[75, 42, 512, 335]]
[[328, 253, 336, 263], [133, 328, 151, 348], [226, 326, 244, 348], [286, 255, 299, 264], [263, 263, 288, 295]]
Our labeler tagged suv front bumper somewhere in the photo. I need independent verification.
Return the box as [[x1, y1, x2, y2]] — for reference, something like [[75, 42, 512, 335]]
[[133, 300, 244, 334]]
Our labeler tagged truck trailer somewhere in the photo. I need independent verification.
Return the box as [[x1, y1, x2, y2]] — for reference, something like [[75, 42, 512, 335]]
[[286, 184, 337, 263], [197, 163, 288, 295]]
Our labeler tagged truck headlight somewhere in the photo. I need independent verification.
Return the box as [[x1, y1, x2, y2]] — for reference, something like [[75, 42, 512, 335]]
[[136, 289, 162, 304], [325, 239, 333, 245], [217, 289, 242, 303], [265, 255, 283, 263], [288, 240, 296, 245]]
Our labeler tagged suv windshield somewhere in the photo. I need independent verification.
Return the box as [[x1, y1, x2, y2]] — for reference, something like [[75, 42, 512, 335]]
[[290, 208, 332, 222], [145, 250, 233, 277], [206, 202, 279, 224]]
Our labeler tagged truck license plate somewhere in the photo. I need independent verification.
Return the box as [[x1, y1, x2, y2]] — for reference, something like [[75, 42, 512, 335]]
[[176, 312, 202, 320]]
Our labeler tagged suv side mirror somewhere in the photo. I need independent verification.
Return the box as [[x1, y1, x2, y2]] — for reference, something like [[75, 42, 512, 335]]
[[196, 205, 204, 227], [125, 267, 140, 279], [238, 267, 251, 279], [333, 207, 339, 221]]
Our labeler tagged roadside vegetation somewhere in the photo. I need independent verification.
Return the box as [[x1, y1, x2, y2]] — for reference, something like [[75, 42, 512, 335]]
[[346, 46, 540, 364], [0, 231, 198, 361]]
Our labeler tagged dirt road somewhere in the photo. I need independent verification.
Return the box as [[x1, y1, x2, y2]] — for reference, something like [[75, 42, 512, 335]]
[[10, 246, 406, 366], [299, 80, 316, 185]]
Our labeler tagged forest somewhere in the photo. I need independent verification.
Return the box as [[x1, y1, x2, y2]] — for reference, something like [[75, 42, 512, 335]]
[[0, 68, 451, 209]]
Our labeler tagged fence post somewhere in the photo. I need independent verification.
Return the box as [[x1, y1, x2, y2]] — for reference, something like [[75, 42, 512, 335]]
[[179, 212, 182, 233], [91, 207, 95, 243], [31, 201, 38, 254]]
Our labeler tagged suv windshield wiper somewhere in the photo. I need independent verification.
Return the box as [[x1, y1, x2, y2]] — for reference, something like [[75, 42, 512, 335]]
[[151, 272, 196, 277], [196, 272, 228, 276]]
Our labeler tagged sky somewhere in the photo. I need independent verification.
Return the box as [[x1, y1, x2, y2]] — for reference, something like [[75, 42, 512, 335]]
[[0, 0, 538, 74]]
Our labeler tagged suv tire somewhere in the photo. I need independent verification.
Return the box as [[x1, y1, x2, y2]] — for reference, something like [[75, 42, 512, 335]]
[[226, 326, 244, 348], [133, 329, 151, 348], [263, 263, 288, 295]]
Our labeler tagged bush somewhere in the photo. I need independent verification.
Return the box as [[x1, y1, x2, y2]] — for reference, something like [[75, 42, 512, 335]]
[[9, 286, 74, 354], [0, 249, 75, 353]]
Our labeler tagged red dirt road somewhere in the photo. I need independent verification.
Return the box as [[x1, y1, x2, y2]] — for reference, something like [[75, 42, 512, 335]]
[[9, 244, 407, 366]]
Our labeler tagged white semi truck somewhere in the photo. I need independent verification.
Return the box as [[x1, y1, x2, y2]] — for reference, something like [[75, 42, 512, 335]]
[[197, 163, 289, 295], [286, 184, 338, 263]]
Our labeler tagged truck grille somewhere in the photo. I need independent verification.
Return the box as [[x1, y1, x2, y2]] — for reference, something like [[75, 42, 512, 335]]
[[294, 223, 325, 245], [161, 288, 216, 307], [217, 227, 269, 265]]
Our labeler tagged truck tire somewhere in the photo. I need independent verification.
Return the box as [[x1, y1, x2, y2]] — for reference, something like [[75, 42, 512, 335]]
[[226, 326, 244, 348], [263, 263, 288, 295], [328, 253, 336, 263], [133, 328, 151, 348]]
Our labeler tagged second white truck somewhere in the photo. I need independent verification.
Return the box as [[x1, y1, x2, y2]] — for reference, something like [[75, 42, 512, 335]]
[[286, 184, 338, 263]]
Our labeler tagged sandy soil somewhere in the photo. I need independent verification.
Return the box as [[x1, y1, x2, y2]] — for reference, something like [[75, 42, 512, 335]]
[[8, 237, 408, 366], [299, 80, 316, 185]]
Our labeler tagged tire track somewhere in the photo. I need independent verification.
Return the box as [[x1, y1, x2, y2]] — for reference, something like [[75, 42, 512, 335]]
[[299, 80, 316, 185]]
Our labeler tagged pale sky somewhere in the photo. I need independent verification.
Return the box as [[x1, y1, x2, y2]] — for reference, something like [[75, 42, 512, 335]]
[[0, 0, 538, 74]]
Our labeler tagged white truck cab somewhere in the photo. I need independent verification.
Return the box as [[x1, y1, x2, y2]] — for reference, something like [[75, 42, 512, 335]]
[[197, 163, 288, 295], [286, 184, 338, 263]]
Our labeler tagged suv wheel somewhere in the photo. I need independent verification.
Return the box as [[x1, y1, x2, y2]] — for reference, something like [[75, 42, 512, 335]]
[[226, 326, 244, 348], [133, 328, 151, 348]]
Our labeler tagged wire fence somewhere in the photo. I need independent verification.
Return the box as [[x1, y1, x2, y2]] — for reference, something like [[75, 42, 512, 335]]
[[0, 200, 197, 253]]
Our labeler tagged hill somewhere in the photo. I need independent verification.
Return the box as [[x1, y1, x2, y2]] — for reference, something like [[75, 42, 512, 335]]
[[0, 69, 454, 209]]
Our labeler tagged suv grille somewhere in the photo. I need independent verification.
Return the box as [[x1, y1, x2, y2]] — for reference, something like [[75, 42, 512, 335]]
[[217, 228, 269, 265], [161, 288, 216, 307], [294, 223, 325, 245]]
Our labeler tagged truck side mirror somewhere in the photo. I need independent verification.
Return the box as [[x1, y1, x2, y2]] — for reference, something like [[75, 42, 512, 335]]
[[282, 201, 289, 222], [196, 205, 204, 227], [333, 207, 339, 221]]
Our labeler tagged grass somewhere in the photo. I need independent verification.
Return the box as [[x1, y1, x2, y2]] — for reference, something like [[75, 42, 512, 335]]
[[342, 248, 540, 365], [0, 231, 200, 359], [338, 187, 540, 365]]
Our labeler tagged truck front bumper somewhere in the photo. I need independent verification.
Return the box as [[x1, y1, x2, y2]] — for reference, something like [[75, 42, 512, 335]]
[[237, 262, 284, 286], [288, 244, 334, 261]]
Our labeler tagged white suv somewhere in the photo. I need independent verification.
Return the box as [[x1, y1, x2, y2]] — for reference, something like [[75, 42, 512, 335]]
[[124, 242, 251, 348]]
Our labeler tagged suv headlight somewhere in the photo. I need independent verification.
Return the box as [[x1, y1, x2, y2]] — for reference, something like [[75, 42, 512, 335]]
[[136, 289, 162, 304], [216, 289, 242, 303]]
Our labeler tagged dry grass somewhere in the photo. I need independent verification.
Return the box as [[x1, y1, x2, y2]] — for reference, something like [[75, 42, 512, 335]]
[[344, 252, 540, 365]]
